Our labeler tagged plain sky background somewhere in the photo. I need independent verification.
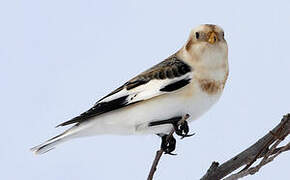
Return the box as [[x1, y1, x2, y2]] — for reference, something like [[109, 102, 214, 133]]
[[0, 0, 289, 179]]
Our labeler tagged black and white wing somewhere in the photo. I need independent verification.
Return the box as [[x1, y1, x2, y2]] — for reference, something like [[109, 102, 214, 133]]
[[57, 55, 193, 127]]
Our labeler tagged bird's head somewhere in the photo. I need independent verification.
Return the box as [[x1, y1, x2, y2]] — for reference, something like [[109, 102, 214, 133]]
[[184, 24, 228, 66]]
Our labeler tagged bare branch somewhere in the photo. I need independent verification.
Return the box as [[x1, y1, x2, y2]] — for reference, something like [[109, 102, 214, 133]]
[[147, 114, 190, 180], [224, 142, 290, 180], [147, 150, 163, 180], [200, 113, 290, 180], [146, 114, 289, 180]]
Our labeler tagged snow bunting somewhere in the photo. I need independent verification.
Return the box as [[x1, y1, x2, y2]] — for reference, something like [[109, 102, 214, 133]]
[[31, 24, 228, 155]]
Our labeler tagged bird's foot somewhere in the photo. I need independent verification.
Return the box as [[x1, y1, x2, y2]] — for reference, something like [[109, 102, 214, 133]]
[[161, 135, 177, 155], [172, 120, 195, 139]]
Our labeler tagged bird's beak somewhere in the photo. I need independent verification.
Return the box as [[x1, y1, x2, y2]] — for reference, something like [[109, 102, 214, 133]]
[[208, 31, 218, 44]]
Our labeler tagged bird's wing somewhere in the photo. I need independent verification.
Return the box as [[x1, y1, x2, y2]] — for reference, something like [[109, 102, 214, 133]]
[[57, 55, 193, 127]]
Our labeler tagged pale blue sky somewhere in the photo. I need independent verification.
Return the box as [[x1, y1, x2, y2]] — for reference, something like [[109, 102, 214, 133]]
[[0, 0, 289, 179]]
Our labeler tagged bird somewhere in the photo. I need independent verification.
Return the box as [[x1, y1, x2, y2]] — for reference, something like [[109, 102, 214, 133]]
[[31, 24, 229, 155]]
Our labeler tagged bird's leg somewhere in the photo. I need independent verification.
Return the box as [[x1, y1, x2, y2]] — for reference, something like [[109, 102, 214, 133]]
[[150, 115, 194, 139], [159, 134, 177, 155], [172, 120, 195, 139]]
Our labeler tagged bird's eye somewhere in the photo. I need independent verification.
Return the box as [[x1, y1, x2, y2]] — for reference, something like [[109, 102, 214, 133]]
[[222, 32, 225, 37], [195, 32, 200, 39]]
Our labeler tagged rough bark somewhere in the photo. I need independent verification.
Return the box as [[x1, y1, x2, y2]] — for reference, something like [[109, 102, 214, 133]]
[[147, 114, 290, 180], [200, 114, 290, 180]]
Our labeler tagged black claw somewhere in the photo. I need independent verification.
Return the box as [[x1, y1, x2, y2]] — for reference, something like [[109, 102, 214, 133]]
[[161, 135, 176, 154], [165, 152, 177, 156], [154, 115, 194, 155], [172, 120, 193, 138], [180, 133, 195, 139]]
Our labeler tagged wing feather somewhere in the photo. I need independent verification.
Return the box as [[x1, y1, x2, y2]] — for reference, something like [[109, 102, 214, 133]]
[[56, 55, 192, 127]]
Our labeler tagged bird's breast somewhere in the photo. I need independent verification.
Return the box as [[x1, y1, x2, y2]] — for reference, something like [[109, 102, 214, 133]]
[[178, 78, 224, 120]]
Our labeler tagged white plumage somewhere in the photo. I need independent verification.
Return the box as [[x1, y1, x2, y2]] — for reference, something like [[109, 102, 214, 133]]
[[31, 24, 229, 154]]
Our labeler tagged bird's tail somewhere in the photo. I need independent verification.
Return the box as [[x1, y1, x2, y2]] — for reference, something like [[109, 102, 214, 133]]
[[30, 125, 80, 155]]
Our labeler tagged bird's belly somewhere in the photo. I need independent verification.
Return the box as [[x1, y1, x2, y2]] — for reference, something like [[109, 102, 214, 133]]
[[80, 85, 222, 136], [185, 90, 222, 122]]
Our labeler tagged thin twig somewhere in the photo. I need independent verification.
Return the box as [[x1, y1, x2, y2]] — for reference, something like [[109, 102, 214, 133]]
[[240, 122, 287, 172], [223, 142, 290, 180], [147, 114, 190, 180], [200, 113, 290, 180], [146, 114, 289, 180], [147, 150, 164, 180], [258, 144, 290, 157]]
